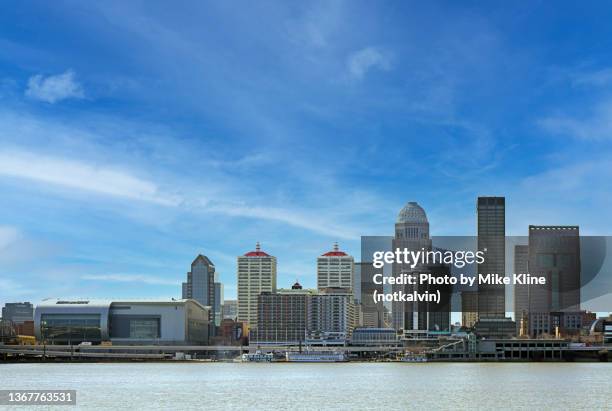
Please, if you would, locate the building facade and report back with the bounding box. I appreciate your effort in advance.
[477,196,506,319]
[526,226,581,337]
[392,202,451,334]
[2,302,34,324]
[461,291,478,328]
[357,262,385,328]
[308,287,358,342]
[214,280,224,327]
[513,244,529,335]
[392,202,432,331]
[34,299,210,345]
[317,243,354,290]
[350,327,398,346]
[237,243,277,330]
[253,283,313,344]
[221,300,237,320]
[182,254,216,330]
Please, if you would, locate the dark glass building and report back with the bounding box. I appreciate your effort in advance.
[477,196,506,319]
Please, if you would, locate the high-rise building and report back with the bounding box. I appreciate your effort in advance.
[513,244,529,335]
[392,202,451,333]
[2,302,34,324]
[221,300,237,320]
[253,284,358,345]
[182,254,216,331]
[308,287,358,341]
[476,196,506,319]
[526,226,581,337]
[214,279,224,327]
[357,262,385,328]
[392,202,432,331]
[237,242,277,330]
[253,282,313,344]
[317,243,354,291]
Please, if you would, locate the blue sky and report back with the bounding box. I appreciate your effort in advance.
[2,1,612,308]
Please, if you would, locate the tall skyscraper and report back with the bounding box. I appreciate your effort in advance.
[317,243,354,291]
[182,254,216,330]
[237,242,277,330]
[527,226,581,337]
[392,202,432,331]
[392,202,451,333]
[477,196,506,319]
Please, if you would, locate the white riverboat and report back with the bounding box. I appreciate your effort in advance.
[285,350,348,362]
[241,350,273,362]
[399,353,428,362]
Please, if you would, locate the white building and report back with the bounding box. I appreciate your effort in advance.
[316,243,354,291]
[308,288,358,342]
[237,242,277,330]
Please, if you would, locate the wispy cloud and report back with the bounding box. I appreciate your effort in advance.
[81,273,179,286]
[0,149,179,206]
[538,99,612,140]
[205,202,359,240]
[25,70,84,103]
[347,47,392,80]
[571,67,612,87]
[285,1,345,49]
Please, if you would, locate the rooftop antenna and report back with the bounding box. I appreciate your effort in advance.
[256,242,261,251]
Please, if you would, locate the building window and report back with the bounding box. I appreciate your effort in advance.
[129,319,160,339]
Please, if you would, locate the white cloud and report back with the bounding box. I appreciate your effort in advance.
[81,273,178,286]
[347,47,392,80]
[206,202,359,240]
[0,149,179,206]
[25,70,84,103]
[538,99,612,140]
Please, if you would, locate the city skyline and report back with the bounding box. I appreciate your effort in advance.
[3,2,612,309]
[1,196,608,310]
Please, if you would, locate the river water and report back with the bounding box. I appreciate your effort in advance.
[1,362,610,410]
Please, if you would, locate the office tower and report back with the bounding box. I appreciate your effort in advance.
[357,262,385,328]
[477,196,506,319]
[2,302,34,324]
[221,300,237,320]
[254,283,312,344]
[308,287,358,341]
[461,291,478,328]
[527,226,581,337]
[237,242,277,330]
[392,202,432,330]
[182,254,216,334]
[214,279,224,327]
[317,243,354,290]
[392,202,451,333]
[513,244,529,335]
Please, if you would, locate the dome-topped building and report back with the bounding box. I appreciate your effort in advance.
[397,201,428,224]
[395,201,430,240]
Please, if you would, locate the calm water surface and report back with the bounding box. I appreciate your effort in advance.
[1,362,611,410]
